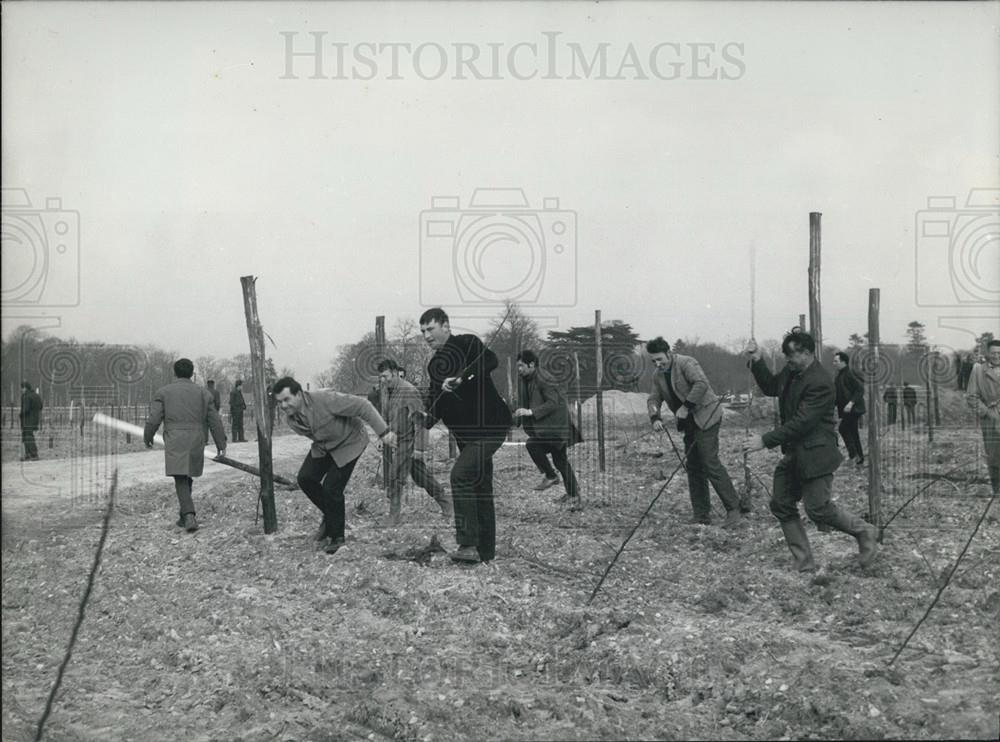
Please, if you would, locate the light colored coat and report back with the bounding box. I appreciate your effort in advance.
[285,390,388,467]
[145,378,226,477]
[647,353,724,430]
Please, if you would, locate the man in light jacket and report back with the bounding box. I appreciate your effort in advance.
[273,376,396,554]
[646,337,745,528]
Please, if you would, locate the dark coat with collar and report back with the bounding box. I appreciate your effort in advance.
[517,372,583,445]
[425,333,512,442]
[834,366,866,416]
[750,358,842,480]
[20,389,43,430]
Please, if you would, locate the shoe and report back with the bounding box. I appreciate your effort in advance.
[183,513,199,532]
[690,516,712,526]
[567,497,583,512]
[450,545,480,563]
[325,537,346,554]
[825,506,879,568]
[534,476,560,491]
[722,510,746,529]
[315,518,328,541]
[176,515,185,528]
[856,457,865,467]
[779,519,817,572]
[553,494,572,505]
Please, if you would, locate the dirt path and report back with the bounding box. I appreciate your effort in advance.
[0,437,311,515]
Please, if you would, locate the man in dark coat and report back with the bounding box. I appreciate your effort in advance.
[206,380,222,412]
[646,336,746,528]
[420,307,512,564]
[229,380,248,442]
[832,351,865,466]
[744,332,878,572]
[902,381,918,425]
[145,358,227,532]
[514,350,583,510]
[19,381,43,461]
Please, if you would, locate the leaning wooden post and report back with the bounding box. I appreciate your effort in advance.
[595,310,606,472]
[808,212,823,360]
[798,314,806,332]
[573,351,583,433]
[375,316,389,490]
[866,288,882,529]
[240,275,277,534]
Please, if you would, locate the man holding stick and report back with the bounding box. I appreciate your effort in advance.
[420,307,512,564]
[144,358,227,533]
[743,333,878,571]
[273,376,396,554]
[646,337,746,529]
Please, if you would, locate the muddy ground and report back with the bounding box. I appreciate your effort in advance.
[2,419,998,741]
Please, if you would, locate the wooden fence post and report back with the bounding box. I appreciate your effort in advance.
[808,212,823,360]
[595,310,606,473]
[866,288,882,528]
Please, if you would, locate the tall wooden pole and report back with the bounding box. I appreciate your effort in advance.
[799,314,806,332]
[375,316,389,490]
[808,212,823,360]
[573,351,583,434]
[506,356,514,442]
[866,288,882,529]
[743,243,755,511]
[240,275,277,534]
[595,310,606,472]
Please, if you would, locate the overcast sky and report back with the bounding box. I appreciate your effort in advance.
[2,1,998,385]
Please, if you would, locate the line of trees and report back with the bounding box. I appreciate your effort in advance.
[1,325,290,407]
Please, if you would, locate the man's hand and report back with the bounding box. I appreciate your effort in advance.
[844,401,854,413]
[676,406,690,420]
[514,408,533,418]
[381,431,398,449]
[442,377,462,393]
[742,435,766,454]
[745,339,761,361]
[651,419,665,433]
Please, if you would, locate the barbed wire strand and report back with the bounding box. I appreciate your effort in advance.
[888,493,995,666]
[34,469,117,742]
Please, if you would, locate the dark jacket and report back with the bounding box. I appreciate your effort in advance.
[20,389,43,430]
[883,386,898,404]
[145,378,227,477]
[207,386,221,411]
[425,333,512,441]
[834,367,866,416]
[750,358,842,480]
[518,372,583,445]
[229,388,247,412]
[902,385,918,407]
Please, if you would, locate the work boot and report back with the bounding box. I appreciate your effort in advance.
[690,515,712,526]
[779,519,817,572]
[176,514,185,528]
[183,513,199,533]
[825,506,879,568]
[450,545,480,563]
[534,476,560,491]
[325,537,346,555]
[723,509,746,530]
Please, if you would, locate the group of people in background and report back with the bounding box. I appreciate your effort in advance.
[79,316,998,570]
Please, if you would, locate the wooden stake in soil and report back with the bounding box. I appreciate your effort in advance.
[573,351,583,434]
[743,243,756,510]
[240,275,278,534]
[866,288,882,529]
[595,310,606,472]
[506,356,514,442]
[375,315,390,489]
[808,212,823,359]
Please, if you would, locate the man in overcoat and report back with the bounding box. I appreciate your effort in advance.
[145,358,227,532]
[514,349,583,510]
[744,332,878,571]
[19,381,43,461]
[646,336,745,528]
